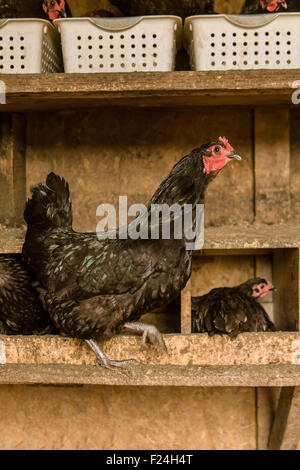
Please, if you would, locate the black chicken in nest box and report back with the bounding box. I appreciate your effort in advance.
[0,1,71,20]
[242,0,300,14]
[192,277,277,338]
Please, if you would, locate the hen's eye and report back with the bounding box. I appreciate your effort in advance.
[214,146,220,153]
[254,288,259,293]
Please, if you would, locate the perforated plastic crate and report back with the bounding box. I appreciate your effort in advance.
[54,16,182,73]
[0,19,63,74]
[184,13,300,71]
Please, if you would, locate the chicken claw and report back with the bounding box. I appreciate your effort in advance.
[124,322,168,352]
[85,339,137,370]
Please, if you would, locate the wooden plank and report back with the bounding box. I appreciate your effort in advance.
[202,224,300,250]
[11,114,26,223]
[0,224,24,253]
[273,249,299,331]
[254,108,291,224]
[0,363,299,387]
[2,224,300,254]
[0,384,256,450]
[256,388,280,450]
[268,387,300,450]
[290,109,300,224]
[0,114,26,225]
[0,70,298,111]
[198,249,273,256]
[1,332,300,367]
[180,280,191,334]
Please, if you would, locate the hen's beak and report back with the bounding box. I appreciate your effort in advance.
[280,1,288,8]
[229,150,242,160]
[269,286,277,292]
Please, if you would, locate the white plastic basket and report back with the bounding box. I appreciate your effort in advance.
[0,19,63,74]
[54,16,182,73]
[184,13,300,71]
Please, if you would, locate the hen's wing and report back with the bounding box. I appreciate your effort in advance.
[192,288,252,337]
[0,256,52,334]
[33,230,170,300]
[192,287,276,337]
[240,298,276,333]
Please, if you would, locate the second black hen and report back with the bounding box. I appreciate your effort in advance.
[192,277,276,338]
[23,138,241,368]
[0,256,53,335]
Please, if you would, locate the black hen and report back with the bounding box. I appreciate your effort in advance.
[0,0,71,20]
[242,0,293,13]
[22,138,241,368]
[109,0,214,17]
[192,277,276,339]
[0,256,53,335]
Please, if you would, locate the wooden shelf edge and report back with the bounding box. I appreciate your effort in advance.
[1,332,300,369]
[0,70,299,110]
[1,224,300,254]
[1,363,300,387]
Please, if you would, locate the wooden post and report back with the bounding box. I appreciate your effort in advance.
[273,248,299,332]
[180,279,192,334]
[0,113,26,225]
[254,108,290,224]
[268,387,300,450]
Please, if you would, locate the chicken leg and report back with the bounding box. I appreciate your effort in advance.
[124,322,167,352]
[85,339,137,370]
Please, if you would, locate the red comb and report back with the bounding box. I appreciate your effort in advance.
[219,136,228,145]
[219,136,233,151]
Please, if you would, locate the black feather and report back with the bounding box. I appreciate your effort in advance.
[0,256,54,335]
[192,278,276,338]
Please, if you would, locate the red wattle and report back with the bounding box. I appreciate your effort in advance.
[48,11,58,20]
[203,156,231,174]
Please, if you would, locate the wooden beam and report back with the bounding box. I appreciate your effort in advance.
[0,70,299,111]
[273,249,299,331]
[256,388,280,450]
[0,113,26,225]
[254,108,291,224]
[0,363,300,387]
[2,224,300,254]
[202,224,300,250]
[1,332,300,367]
[180,279,191,333]
[268,387,300,450]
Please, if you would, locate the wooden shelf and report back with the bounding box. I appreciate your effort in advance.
[1,333,300,386]
[2,331,299,366]
[0,225,25,254]
[201,223,300,251]
[0,70,299,111]
[1,223,300,254]
[1,363,300,387]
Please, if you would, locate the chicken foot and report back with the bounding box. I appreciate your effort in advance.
[85,339,137,370]
[124,322,168,352]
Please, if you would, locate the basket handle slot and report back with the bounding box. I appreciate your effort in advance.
[224,13,281,28]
